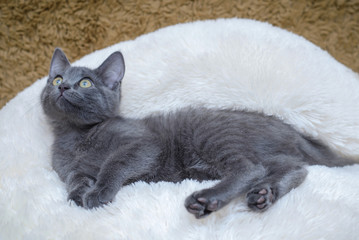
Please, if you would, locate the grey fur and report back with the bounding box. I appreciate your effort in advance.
[41,48,355,219]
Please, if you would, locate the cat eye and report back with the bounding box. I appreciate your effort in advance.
[52,77,63,86]
[79,79,92,88]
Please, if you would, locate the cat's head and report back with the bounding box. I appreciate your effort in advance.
[41,48,125,127]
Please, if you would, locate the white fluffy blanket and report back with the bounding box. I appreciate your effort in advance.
[1,18,358,240]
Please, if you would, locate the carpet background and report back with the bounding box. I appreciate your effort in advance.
[1,0,358,109]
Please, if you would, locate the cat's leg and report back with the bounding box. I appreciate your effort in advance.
[246,160,307,211]
[185,164,266,219]
[66,172,96,207]
[83,142,160,209]
[185,158,308,218]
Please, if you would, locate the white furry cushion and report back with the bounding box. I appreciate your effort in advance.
[0,18,358,239]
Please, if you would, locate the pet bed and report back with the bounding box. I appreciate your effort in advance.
[0,18,358,240]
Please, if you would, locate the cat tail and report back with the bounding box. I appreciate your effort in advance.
[299,134,357,167]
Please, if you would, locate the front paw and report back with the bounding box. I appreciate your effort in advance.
[68,189,85,207]
[83,187,116,209]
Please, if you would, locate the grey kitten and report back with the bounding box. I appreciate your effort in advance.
[41,48,355,219]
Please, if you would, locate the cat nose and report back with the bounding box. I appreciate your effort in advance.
[58,83,70,94]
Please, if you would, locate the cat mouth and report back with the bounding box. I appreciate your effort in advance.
[56,93,78,108]
[56,94,65,102]
[56,93,71,105]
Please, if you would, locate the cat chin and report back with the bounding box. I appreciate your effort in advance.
[55,96,69,109]
[52,102,105,126]
[51,99,78,120]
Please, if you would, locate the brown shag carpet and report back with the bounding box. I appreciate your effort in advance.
[1,0,359,109]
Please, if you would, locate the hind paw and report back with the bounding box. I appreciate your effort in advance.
[246,186,276,211]
[185,191,223,219]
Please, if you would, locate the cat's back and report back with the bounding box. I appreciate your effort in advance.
[144,107,301,145]
[140,107,308,180]
[147,107,294,132]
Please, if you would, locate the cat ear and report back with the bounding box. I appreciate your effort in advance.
[49,48,70,77]
[95,52,125,90]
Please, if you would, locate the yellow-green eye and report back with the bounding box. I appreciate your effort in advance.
[79,79,92,88]
[52,77,62,86]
